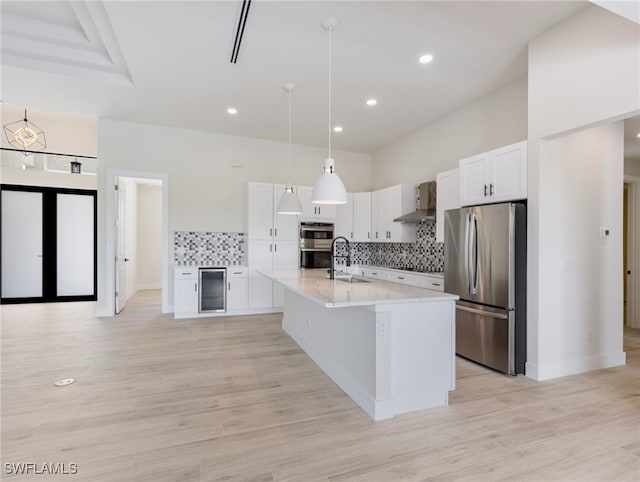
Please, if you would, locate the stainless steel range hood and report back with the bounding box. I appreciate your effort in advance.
[393,181,436,223]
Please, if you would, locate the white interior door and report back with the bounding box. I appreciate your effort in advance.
[115,179,127,313]
[1,190,43,298]
[57,193,94,296]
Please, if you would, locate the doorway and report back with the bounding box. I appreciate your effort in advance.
[114,176,163,314]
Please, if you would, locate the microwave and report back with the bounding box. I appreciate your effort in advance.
[299,222,334,239]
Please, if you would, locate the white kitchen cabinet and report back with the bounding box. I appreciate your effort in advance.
[353,192,372,242]
[436,169,460,243]
[247,239,298,309]
[335,193,354,239]
[419,275,444,292]
[174,268,198,318]
[226,267,248,310]
[335,192,372,242]
[272,240,299,306]
[372,184,416,243]
[297,186,337,220]
[247,240,274,309]
[246,182,298,241]
[360,267,388,281]
[459,140,527,206]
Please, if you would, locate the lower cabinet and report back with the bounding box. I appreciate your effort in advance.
[227,267,249,310]
[247,239,298,309]
[174,266,249,319]
[174,268,198,318]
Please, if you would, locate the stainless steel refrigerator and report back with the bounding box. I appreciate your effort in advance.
[444,202,526,375]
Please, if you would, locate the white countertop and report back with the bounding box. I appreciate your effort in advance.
[260,269,458,308]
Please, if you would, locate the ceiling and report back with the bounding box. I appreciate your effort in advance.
[1,1,589,153]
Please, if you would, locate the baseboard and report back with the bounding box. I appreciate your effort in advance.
[526,351,627,381]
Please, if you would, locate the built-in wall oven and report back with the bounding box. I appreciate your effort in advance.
[199,267,226,312]
[299,222,333,269]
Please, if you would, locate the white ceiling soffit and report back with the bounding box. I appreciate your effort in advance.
[1,1,132,86]
[590,1,640,24]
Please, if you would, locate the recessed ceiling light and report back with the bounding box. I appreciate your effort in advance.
[418,54,434,64]
[366,99,377,106]
[227,107,238,115]
[333,126,343,133]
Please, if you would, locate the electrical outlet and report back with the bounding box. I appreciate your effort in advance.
[377,319,387,336]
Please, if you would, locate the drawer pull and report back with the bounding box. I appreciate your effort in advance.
[431,282,441,287]
[397,276,404,280]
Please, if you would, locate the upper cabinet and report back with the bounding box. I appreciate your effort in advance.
[246,182,299,240]
[352,192,372,242]
[335,193,354,239]
[459,140,527,206]
[296,186,337,220]
[372,184,416,243]
[335,192,372,242]
[436,169,460,243]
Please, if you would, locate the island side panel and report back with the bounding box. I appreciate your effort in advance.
[281,288,379,418]
[390,300,456,415]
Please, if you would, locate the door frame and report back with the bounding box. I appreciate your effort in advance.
[624,174,639,328]
[104,169,169,316]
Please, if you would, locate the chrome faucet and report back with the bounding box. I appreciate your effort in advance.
[330,236,351,280]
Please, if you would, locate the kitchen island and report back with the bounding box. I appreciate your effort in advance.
[260,269,459,420]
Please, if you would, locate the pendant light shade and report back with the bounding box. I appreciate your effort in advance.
[277,183,303,214]
[276,83,303,215]
[311,17,347,205]
[311,158,347,204]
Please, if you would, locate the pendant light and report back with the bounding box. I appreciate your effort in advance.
[3,109,46,155]
[311,17,347,205]
[276,83,303,215]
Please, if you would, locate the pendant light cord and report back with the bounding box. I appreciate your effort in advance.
[328,26,332,161]
[288,88,292,176]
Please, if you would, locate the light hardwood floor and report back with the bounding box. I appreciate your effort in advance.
[1,290,638,481]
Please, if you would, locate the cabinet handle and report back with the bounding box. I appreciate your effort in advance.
[398,276,404,280]
[233,271,242,275]
[270,228,273,237]
[274,228,278,237]
[368,232,370,239]
[432,282,441,287]
[489,183,494,195]
[270,244,272,252]
[350,231,353,239]
[194,282,197,292]
[484,184,488,196]
[375,232,378,239]
[228,282,231,290]
[275,244,278,252]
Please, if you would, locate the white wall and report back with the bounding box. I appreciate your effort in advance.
[136,184,162,290]
[533,123,624,378]
[370,79,528,189]
[97,119,372,315]
[527,5,639,380]
[0,167,96,189]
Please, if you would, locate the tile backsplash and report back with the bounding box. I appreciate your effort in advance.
[334,221,444,272]
[174,231,245,266]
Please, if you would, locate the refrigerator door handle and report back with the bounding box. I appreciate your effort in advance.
[456,304,508,319]
[469,213,478,295]
[465,213,471,294]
